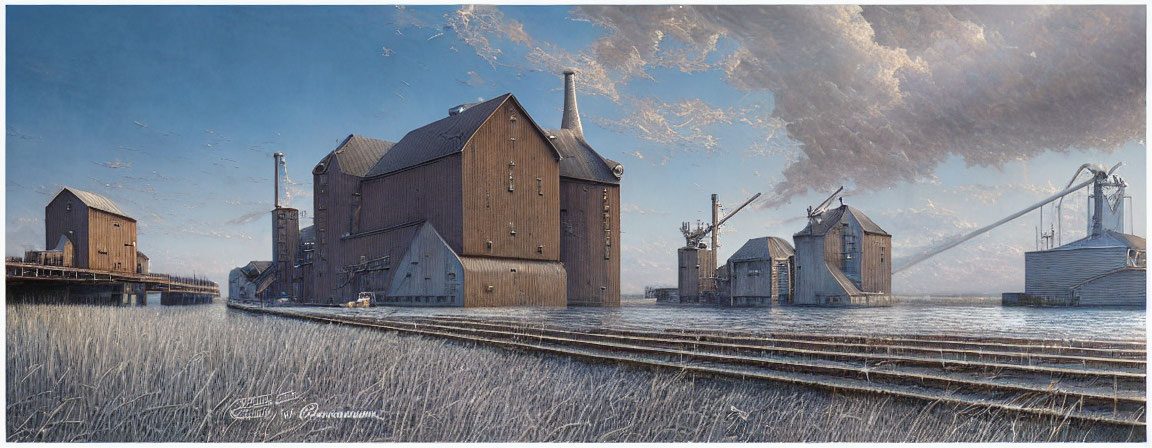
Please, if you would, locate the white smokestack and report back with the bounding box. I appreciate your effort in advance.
[561,69,583,138]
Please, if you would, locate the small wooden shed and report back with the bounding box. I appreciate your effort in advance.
[724,237,795,306]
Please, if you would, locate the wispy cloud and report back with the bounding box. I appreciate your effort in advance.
[95,160,133,169]
[451,5,1144,209]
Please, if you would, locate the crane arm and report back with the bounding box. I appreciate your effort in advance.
[715,193,762,229]
[809,186,844,217]
[893,176,1097,273]
[681,192,762,246]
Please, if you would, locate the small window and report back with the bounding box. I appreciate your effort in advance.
[113,222,120,227]
[66,202,73,212]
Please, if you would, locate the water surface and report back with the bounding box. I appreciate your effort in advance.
[274,296,1146,342]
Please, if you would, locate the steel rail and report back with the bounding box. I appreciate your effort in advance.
[228,304,1146,427]
[423,315,1146,357]
[398,316,1146,371]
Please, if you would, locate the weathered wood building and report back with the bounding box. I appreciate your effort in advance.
[549,69,623,306]
[136,250,149,274]
[353,92,566,307]
[677,246,714,303]
[270,207,299,301]
[793,204,892,306]
[228,260,273,301]
[311,135,396,304]
[266,71,620,307]
[45,187,137,273]
[723,236,794,306]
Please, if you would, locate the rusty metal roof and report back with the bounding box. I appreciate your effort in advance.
[321,134,396,177]
[546,128,620,184]
[365,93,560,178]
[60,187,133,220]
[795,205,889,237]
[728,237,795,263]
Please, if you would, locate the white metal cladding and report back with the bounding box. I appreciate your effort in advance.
[1024,246,1130,300]
[1073,268,1145,306]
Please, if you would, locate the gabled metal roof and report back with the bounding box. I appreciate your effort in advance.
[795,205,889,237]
[59,187,134,220]
[546,128,621,185]
[728,237,795,263]
[318,135,396,177]
[365,93,560,178]
[1048,229,1145,252]
[243,260,273,277]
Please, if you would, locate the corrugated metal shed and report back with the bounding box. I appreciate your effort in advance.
[322,135,396,177]
[546,128,620,184]
[1073,267,1146,306]
[365,94,560,178]
[795,205,888,237]
[728,237,794,262]
[61,187,134,220]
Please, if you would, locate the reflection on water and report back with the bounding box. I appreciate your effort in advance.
[302,296,1145,342]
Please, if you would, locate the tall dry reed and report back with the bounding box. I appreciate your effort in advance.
[6,303,1143,442]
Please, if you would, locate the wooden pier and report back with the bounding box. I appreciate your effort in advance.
[6,261,219,305]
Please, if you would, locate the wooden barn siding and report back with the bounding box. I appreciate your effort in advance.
[1025,247,1130,300]
[329,227,418,303]
[793,234,850,304]
[271,209,299,298]
[294,262,314,302]
[815,214,891,296]
[730,259,774,299]
[45,190,89,268]
[823,223,845,275]
[559,179,620,306]
[360,155,464,252]
[459,257,566,307]
[1073,268,1145,306]
[311,156,365,304]
[87,209,137,273]
[461,101,561,262]
[677,248,700,300]
[861,233,891,294]
[385,224,465,306]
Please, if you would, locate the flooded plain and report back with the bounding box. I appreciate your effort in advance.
[273,296,1146,342]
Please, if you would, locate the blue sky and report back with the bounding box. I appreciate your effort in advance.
[6,5,1146,295]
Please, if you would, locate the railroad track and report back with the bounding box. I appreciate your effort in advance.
[228,304,1147,427]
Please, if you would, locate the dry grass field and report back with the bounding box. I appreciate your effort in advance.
[6,303,1143,442]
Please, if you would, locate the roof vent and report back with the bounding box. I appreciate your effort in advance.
[448,103,478,116]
